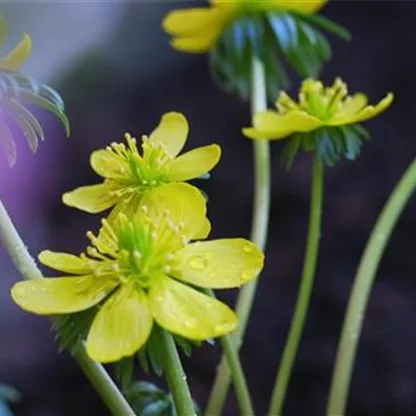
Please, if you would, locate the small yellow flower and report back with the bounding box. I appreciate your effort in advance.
[63,112,220,219]
[243,78,394,140]
[11,184,264,363]
[163,0,328,53]
[0,15,31,71]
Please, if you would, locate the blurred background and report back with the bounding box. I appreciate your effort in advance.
[0,1,415,415]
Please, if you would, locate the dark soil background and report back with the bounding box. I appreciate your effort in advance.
[0,2,415,415]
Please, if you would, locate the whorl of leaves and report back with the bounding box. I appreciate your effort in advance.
[0,70,70,166]
[281,124,369,168]
[210,11,350,101]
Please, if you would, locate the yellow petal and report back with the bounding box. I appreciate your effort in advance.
[39,250,95,274]
[194,217,211,240]
[0,33,31,71]
[140,183,206,242]
[162,7,225,37]
[270,0,328,14]
[86,284,153,363]
[243,110,322,140]
[62,183,118,214]
[90,149,128,180]
[171,33,221,53]
[149,277,237,340]
[168,144,221,181]
[330,93,368,124]
[334,92,394,125]
[11,275,117,315]
[148,112,188,158]
[172,239,264,289]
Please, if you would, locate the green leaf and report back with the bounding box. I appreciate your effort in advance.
[20,91,70,137]
[0,119,16,166]
[295,12,351,41]
[1,98,45,152]
[124,382,173,416]
[0,384,20,404]
[52,307,96,354]
[114,356,134,391]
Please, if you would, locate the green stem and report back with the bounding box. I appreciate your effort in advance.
[205,56,270,415]
[157,327,196,416]
[0,199,135,416]
[327,159,416,416]
[268,156,324,416]
[207,289,254,415]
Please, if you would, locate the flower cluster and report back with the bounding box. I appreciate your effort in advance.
[11,112,264,363]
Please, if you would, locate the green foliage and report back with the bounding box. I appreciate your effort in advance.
[124,382,201,416]
[210,11,350,101]
[114,329,201,390]
[0,70,70,166]
[0,383,20,416]
[52,308,97,354]
[281,124,370,168]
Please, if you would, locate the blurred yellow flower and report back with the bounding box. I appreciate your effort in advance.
[243,78,394,140]
[11,184,264,363]
[163,0,327,53]
[63,112,220,217]
[0,15,31,70]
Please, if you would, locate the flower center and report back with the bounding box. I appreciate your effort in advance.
[298,78,349,121]
[107,134,171,199]
[86,209,186,290]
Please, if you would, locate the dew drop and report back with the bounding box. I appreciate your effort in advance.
[204,251,213,260]
[189,255,208,270]
[184,318,198,328]
[241,269,254,281]
[243,243,254,253]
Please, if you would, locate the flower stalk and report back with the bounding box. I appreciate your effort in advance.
[157,326,196,416]
[268,155,324,416]
[205,56,270,415]
[0,198,135,416]
[327,158,416,416]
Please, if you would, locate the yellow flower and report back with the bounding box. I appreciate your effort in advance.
[0,15,31,70]
[63,112,220,219]
[163,0,328,53]
[243,78,394,140]
[11,184,264,363]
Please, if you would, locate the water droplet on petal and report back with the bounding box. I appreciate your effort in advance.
[184,317,198,328]
[189,255,208,270]
[243,243,254,253]
[241,269,255,281]
[204,251,213,260]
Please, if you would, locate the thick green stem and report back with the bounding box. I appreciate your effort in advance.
[205,56,270,415]
[157,327,196,416]
[327,159,416,416]
[268,156,324,416]
[0,199,135,416]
